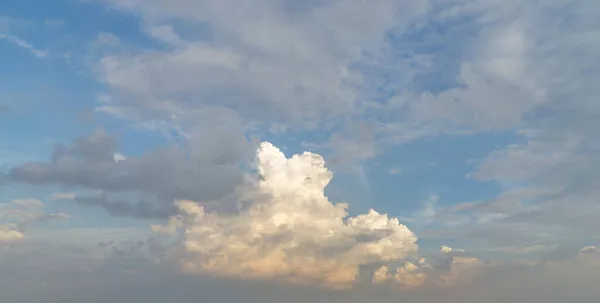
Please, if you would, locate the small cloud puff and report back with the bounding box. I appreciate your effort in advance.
[580,245,599,254]
[113,153,126,164]
[441,245,466,254]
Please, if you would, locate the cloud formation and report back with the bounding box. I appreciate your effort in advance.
[93,0,429,130]
[2,0,600,301]
[154,142,418,289]
[9,127,251,217]
[0,33,47,58]
[0,198,68,243]
[3,229,600,303]
[371,244,485,291]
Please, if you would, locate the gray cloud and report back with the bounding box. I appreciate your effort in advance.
[86,0,599,172]
[2,235,600,302]
[74,194,176,218]
[8,127,252,218]
[1,199,68,243]
[386,0,600,253]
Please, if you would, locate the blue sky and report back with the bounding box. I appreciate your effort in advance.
[2,0,600,302]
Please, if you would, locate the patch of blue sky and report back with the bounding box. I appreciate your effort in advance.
[354,9,481,109]
[0,0,151,48]
[0,52,96,165]
[367,132,518,216]
[97,114,180,158]
[1,0,177,158]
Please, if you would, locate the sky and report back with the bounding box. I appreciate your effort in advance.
[1,0,600,302]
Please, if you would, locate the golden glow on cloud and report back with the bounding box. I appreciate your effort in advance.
[154,142,419,289]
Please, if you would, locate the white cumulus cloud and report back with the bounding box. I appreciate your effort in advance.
[372,261,427,290]
[154,142,418,289]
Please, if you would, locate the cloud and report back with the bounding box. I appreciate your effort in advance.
[440,246,466,254]
[74,193,176,218]
[0,33,47,58]
[8,127,251,218]
[84,0,600,183]
[444,0,600,248]
[93,32,120,47]
[4,0,600,299]
[371,246,486,291]
[372,261,427,290]
[89,0,431,135]
[580,246,599,254]
[154,142,418,289]
[0,229,24,242]
[0,198,68,243]
[401,194,440,227]
[112,152,126,164]
[50,192,76,201]
[2,227,600,302]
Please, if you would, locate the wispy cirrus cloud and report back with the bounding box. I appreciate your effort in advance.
[0,33,47,58]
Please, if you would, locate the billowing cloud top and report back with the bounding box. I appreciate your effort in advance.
[154,142,418,289]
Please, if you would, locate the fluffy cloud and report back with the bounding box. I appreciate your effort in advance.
[371,245,484,291]
[0,198,68,243]
[372,261,427,290]
[154,142,418,289]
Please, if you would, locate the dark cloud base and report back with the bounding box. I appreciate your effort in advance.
[6,128,252,218]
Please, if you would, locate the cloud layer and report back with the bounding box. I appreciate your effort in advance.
[93,0,428,130]
[9,128,251,217]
